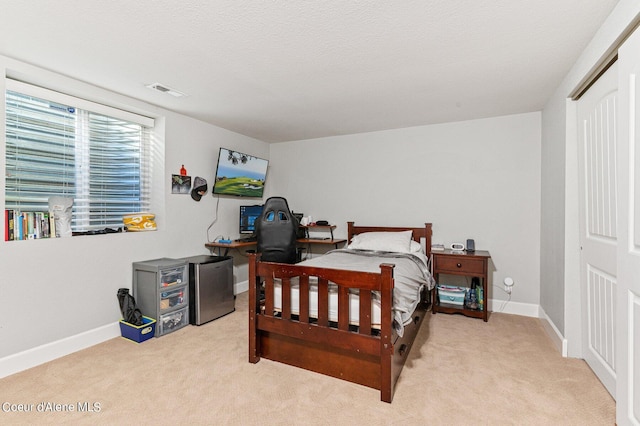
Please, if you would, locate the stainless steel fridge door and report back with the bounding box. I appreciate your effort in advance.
[194,258,234,324]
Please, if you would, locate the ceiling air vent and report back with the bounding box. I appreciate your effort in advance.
[145,83,187,98]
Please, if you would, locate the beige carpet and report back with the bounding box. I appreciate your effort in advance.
[0,292,614,425]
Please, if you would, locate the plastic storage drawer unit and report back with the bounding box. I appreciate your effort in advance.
[133,258,189,337]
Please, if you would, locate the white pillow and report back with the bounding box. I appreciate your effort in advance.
[410,240,423,253]
[348,230,413,253]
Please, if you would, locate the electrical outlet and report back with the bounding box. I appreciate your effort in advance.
[503,277,514,294]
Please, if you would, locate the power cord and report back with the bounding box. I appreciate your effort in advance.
[206,195,221,243]
[493,284,512,312]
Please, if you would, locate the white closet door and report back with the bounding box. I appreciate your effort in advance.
[577,61,618,398]
[616,26,640,425]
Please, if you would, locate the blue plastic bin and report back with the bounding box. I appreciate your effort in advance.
[119,316,156,343]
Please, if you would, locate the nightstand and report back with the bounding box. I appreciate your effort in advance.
[432,249,491,321]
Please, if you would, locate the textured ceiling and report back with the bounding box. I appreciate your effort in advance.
[0,1,619,142]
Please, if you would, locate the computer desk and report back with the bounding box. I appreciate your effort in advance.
[205,238,347,257]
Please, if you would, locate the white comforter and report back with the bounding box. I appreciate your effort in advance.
[273,249,435,336]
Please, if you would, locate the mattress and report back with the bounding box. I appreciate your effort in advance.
[273,280,383,327]
[272,249,435,336]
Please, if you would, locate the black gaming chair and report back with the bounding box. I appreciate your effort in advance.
[255,197,299,264]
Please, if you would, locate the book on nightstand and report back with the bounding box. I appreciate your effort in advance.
[431,243,445,251]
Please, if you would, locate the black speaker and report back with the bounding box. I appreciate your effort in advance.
[466,239,475,252]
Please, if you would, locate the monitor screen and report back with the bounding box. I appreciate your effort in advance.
[213,148,269,197]
[239,204,263,234]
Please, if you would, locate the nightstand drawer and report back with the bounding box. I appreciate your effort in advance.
[435,256,485,275]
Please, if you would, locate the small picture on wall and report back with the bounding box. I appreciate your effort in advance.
[172,174,191,194]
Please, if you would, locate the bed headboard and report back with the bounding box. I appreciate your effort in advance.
[346,222,433,258]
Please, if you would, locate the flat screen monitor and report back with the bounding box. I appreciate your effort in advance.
[239,204,263,234]
[213,148,269,197]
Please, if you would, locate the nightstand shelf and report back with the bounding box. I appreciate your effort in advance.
[432,249,491,322]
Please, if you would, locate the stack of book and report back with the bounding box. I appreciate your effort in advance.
[431,243,445,251]
[4,210,56,241]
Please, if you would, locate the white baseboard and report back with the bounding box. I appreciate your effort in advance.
[488,298,540,318]
[235,279,248,295]
[538,306,568,357]
[0,322,120,379]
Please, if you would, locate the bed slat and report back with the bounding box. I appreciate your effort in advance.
[317,278,329,326]
[359,290,372,334]
[299,275,310,323]
[337,286,349,330]
[264,276,274,317]
[282,277,291,320]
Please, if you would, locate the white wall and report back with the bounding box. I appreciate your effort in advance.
[268,112,541,310]
[0,56,268,369]
[539,90,568,337]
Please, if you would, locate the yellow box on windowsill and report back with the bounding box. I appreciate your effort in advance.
[123,212,157,232]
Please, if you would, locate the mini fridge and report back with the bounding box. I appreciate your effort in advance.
[180,255,234,325]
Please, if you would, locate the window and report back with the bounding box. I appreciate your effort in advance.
[5,80,155,235]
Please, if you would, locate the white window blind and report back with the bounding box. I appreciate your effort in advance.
[5,81,154,233]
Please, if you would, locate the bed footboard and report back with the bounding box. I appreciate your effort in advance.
[248,252,427,402]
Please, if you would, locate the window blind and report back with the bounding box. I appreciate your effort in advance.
[5,83,153,233]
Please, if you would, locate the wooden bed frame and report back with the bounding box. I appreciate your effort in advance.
[248,222,433,402]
